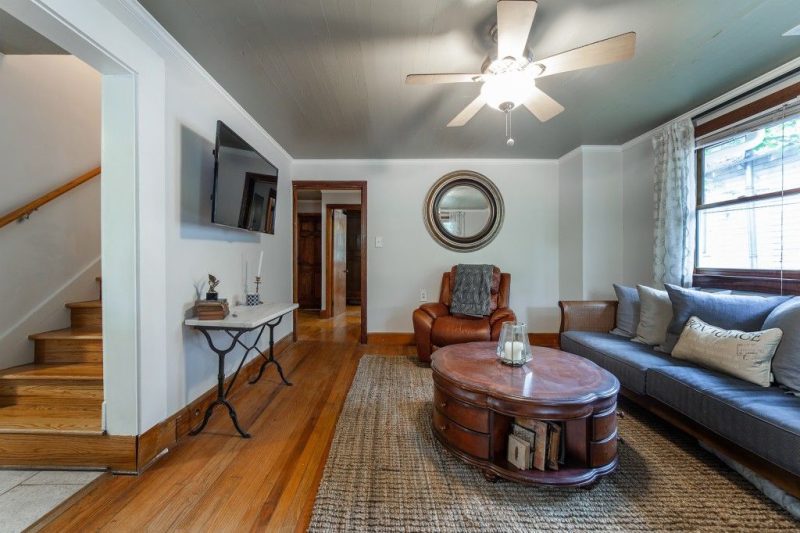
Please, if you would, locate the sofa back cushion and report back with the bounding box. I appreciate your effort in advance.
[611,284,640,337]
[672,316,782,387]
[661,284,790,352]
[763,296,800,394]
[632,285,673,346]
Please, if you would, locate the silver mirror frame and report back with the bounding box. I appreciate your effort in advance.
[423,170,505,252]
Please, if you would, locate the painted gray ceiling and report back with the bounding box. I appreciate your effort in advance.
[0,9,66,54]
[139,0,800,159]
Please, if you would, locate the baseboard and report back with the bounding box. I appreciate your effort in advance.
[366,332,559,349]
[135,334,294,473]
[367,333,415,345]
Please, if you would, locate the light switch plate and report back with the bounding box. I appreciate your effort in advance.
[375,236,383,248]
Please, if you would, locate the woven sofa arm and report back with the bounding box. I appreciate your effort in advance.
[559,301,617,333]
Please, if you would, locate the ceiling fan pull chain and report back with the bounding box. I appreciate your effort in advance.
[502,103,515,147]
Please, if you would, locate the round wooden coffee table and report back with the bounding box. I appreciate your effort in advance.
[430,342,620,487]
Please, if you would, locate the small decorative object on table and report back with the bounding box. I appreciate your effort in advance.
[246,252,264,306]
[246,276,262,306]
[206,274,220,301]
[194,299,229,320]
[497,322,532,366]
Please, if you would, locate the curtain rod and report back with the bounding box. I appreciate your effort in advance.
[692,65,800,122]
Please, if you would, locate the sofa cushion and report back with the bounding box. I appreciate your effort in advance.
[611,284,640,337]
[661,284,790,353]
[763,296,800,394]
[647,365,800,477]
[672,316,783,387]
[632,285,673,346]
[560,331,680,395]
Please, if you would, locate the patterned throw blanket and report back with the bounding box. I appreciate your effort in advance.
[450,264,494,317]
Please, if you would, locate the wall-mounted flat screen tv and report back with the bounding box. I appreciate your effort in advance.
[211,120,278,234]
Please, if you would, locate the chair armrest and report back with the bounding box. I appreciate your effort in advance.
[418,302,450,320]
[489,307,516,326]
[559,301,617,333]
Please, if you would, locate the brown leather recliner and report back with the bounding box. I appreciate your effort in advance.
[412,267,516,363]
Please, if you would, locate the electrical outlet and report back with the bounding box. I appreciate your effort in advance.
[420,289,428,302]
[375,236,383,248]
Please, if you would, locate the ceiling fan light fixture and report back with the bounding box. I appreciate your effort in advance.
[480,72,532,110]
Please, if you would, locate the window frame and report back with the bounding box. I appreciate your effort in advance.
[693,82,800,294]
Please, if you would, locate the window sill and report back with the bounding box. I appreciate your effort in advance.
[693,269,800,295]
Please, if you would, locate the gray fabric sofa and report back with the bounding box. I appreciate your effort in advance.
[559,300,800,496]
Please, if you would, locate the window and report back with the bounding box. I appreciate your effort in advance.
[694,99,800,293]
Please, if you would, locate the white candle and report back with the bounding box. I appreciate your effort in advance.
[504,341,524,362]
[257,251,263,277]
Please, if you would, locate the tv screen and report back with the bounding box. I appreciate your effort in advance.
[211,120,278,234]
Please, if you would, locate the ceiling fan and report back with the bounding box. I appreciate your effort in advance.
[406,0,636,146]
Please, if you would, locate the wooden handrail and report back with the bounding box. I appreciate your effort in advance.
[0,167,101,229]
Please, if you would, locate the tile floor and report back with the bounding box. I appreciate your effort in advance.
[0,469,103,532]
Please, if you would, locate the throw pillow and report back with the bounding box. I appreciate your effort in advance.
[611,284,640,337]
[672,316,783,387]
[632,285,672,346]
[763,296,800,394]
[661,284,790,353]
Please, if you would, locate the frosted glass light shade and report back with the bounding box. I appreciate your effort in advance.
[480,72,532,110]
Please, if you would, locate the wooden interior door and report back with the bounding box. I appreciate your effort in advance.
[331,209,347,317]
[297,214,322,309]
[346,210,362,305]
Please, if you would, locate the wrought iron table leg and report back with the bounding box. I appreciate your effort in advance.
[249,316,292,386]
[190,329,252,438]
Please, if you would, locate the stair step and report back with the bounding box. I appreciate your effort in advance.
[65,300,102,309]
[30,328,102,364]
[0,363,103,381]
[66,299,102,328]
[0,403,102,433]
[0,432,135,471]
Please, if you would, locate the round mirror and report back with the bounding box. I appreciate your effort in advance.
[423,171,504,252]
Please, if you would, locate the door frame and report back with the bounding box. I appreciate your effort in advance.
[292,181,368,344]
[324,204,361,319]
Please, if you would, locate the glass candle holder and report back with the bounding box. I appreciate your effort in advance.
[497,322,532,366]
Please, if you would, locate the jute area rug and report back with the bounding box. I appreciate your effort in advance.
[308,355,797,532]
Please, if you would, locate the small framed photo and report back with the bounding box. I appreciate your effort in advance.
[507,433,531,470]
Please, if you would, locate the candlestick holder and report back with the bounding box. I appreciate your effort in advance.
[245,276,262,306]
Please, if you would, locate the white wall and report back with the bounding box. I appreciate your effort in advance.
[622,136,657,287]
[0,55,101,370]
[292,160,562,332]
[557,150,583,300]
[582,149,624,299]
[124,15,294,422]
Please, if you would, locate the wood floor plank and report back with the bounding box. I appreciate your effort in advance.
[42,310,406,531]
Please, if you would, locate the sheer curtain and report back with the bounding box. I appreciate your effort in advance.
[653,118,696,287]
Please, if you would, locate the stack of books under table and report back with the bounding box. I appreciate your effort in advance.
[507,417,566,471]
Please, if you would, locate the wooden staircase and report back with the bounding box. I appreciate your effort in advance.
[0,277,136,471]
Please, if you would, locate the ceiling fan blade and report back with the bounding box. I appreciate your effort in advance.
[447,95,486,127]
[534,32,636,78]
[522,86,564,122]
[497,0,538,59]
[406,73,484,85]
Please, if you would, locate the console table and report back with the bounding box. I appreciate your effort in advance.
[184,302,299,438]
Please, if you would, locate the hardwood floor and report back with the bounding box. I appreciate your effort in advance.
[41,308,415,532]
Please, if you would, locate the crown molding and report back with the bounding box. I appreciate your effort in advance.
[292,158,559,166]
[114,0,293,162]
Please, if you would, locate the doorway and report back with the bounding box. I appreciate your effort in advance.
[293,182,367,344]
[325,204,362,318]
